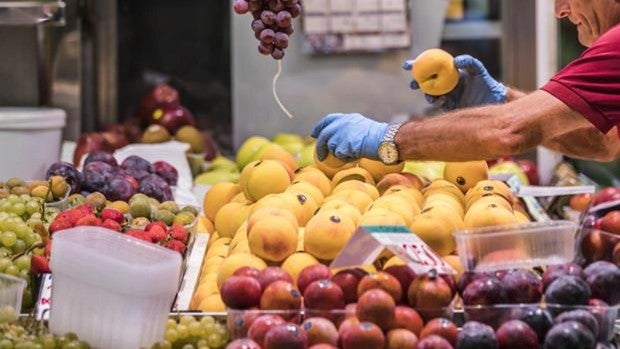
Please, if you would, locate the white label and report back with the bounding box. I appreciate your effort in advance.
[304,0,329,13]
[35,274,52,320]
[305,15,330,34]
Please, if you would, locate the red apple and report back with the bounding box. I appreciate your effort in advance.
[337,316,360,339]
[416,335,453,349]
[357,272,402,304]
[101,125,129,150]
[201,131,219,161]
[419,318,458,347]
[385,328,418,349]
[257,267,294,290]
[73,132,113,166]
[383,265,417,304]
[122,118,143,143]
[600,210,620,235]
[226,338,261,349]
[303,279,345,311]
[264,324,308,349]
[220,276,262,309]
[138,83,180,126]
[151,104,195,135]
[297,264,333,295]
[356,289,395,331]
[260,281,302,312]
[309,344,338,349]
[234,266,261,279]
[516,159,539,186]
[340,322,385,349]
[301,317,339,347]
[592,187,620,206]
[331,269,364,304]
[407,272,454,321]
[226,307,260,339]
[248,314,286,348]
[391,306,424,336]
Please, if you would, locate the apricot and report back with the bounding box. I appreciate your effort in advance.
[333,180,380,200]
[214,201,252,238]
[443,160,489,194]
[411,48,459,96]
[240,160,292,202]
[463,203,519,228]
[331,167,376,187]
[248,215,298,262]
[294,167,333,197]
[313,150,357,179]
[358,158,405,183]
[304,209,357,261]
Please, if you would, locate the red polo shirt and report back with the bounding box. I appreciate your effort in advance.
[542,23,620,134]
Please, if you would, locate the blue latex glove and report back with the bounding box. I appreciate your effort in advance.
[310,113,388,161]
[403,54,507,111]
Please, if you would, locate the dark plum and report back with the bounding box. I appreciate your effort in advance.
[544,321,596,349]
[82,161,114,192]
[516,307,553,343]
[542,263,585,291]
[139,174,173,202]
[495,320,539,349]
[152,161,178,186]
[462,276,507,305]
[456,271,488,296]
[456,321,498,349]
[84,151,117,167]
[584,261,620,305]
[554,309,600,339]
[595,342,616,349]
[120,155,152,172]
[544,275,591,305]
[46,161,82,194]
[503,269,543,304]
[104,175,138,202]
[416,335,454,349]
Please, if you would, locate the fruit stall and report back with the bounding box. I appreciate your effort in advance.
[0,1,619,349]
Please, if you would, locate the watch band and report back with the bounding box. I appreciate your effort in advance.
[382,123,404,144]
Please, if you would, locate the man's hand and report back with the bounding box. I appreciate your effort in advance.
[311,113,389,161]
[404,54,506,111]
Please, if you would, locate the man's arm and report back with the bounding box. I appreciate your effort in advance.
[505,87,527,102]
[395,90,593,161]
[542,126,620,162]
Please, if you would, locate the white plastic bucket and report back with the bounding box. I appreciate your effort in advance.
[0,107,66,180]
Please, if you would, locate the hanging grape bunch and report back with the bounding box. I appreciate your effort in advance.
[233,0,302,60]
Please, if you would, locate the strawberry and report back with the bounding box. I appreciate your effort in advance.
[75,214,101,227]
[31,254,51,274]
[125,229,153,243]
[101,219,122,232]
[100,208,125,224]
[147,225,168,243]
[165,239,186,254]
[56,210,81,225]
[169,224,188,244]
[145,221,167,232]
[75,204,94,216]
[49,217,73,234]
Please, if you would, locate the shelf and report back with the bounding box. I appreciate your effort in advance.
[0,1,65,26]
[442,20,501,41]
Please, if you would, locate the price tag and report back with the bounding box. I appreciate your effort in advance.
[330,226,456,275]
[35,273,52,320]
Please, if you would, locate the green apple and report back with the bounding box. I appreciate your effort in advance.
[194,170,240,185]
[403,160,446,181]
[489,161,529,185]
[272,132,303,145]
[297,144,315,168]
[209,155,239,173]
[236,136,270,169]
[280,142,304,155]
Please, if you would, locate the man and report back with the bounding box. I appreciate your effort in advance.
[311,0,620,165]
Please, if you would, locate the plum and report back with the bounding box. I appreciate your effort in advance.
[104,175,137,202]
[544,275,591,305]
[462,276,507,305]
[516,307,553,343]
[595,342,617,349]
[495,320,539,349]
[583,261,620,305]
[456,321,498,349]
[554,309,600,339]
[152,160,178,186]
[84,151,117,167]
[542,263,585,291]
[543,321,596,349]
[503,269,543,304]
[416,335,454,349]
[82,161,114,192]
[138,174,173,202]
[46,161,83,194]
[456,271,488,296]
[121,155,152,172]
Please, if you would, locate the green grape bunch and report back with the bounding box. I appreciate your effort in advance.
[151,315,230,349]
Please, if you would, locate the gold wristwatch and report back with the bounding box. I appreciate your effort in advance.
[377,123,403,165]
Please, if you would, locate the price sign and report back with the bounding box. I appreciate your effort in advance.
[330,225,456,275]
[35,273,52,320]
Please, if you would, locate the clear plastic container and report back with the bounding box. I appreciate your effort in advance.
[49,226,182,349]
[0,274,26,322]
[575,228,620,266]
[453,220,577,272]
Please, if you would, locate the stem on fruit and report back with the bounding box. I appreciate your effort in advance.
[272,60,294,119]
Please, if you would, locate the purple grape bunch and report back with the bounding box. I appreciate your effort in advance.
[233,0,301,60]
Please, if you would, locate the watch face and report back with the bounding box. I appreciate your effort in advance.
[378,142,399,164]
